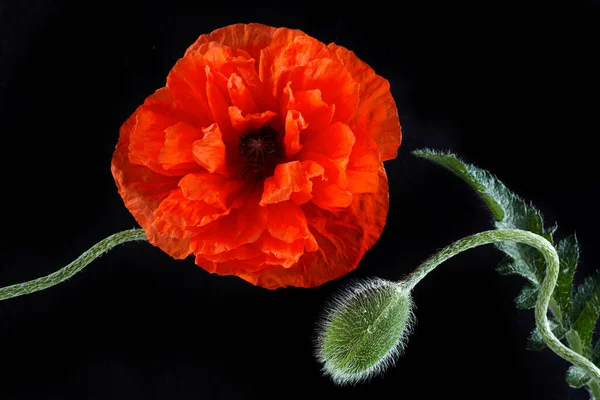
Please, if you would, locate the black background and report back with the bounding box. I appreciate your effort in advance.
[1,1,598,399]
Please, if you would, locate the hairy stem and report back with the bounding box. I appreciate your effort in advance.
[403,229,600,383]
[0,229,147,302]
[588,380,600,400]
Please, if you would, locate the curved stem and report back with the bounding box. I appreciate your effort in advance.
[403,228,600,383]
[589,380,600,399]
[0,229,147,302]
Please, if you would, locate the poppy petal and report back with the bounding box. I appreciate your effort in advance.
[228,73,259,114]
[158,121,204,172]
[279,58,359,124]
[283,109,307,158]
[282,83,335,139]
[153,190,231,238]
[128,89,196,176]
[346,138,381,194]
[185,23,277,63]
[205,66,234,140]
[166,55,213,127]
[265,200,317,248]
[328,44,402,162]
[112,110,190,259]
[192,123,228,175]
[190,188,268,255]
[243,165,389,289]
[259,27,306,94]
[228,106,276,133]
[301,122,355,168]
[178,172,244,210]
[260,161,315,206]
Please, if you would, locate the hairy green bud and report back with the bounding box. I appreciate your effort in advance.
[315,278,414,385]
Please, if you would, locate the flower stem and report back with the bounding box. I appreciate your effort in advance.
[0,229,147,302]
[589,380,600,399]
[403,228,600,383]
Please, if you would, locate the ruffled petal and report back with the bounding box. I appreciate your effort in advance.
[152,190,231,238]
[196,251,281,276]
[283,109,307,158]
[311,179,353,210]
[259,27,306,94]
[128,88,198,176]
[192,123,228,175]
[187,29,276,111]
[166,55,213,127]
[205,66,234,141]
[190,187,268,255]
[260,160,322,206]
[158,121,203,172]
[346,138,380,194]
[185,23,277,63]
[178,172,244,210]
[228,106,276,133]
[301,122,355,168]
[202,45,251,74]
[279,58,359,124]
[228,73,258,114]
[264,200,317,249]
[246,165,389,289]
[196,200,318,275]
[259,236,308,268]
[328,44,401,161]
[111,109,190,259]
[301,152,353,211]
[282,83,335,137]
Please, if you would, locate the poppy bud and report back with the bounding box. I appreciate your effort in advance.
[315,278,414,385]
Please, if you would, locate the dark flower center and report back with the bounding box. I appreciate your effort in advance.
[239,125,283,179]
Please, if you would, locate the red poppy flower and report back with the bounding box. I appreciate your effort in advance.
[111,23,401,289]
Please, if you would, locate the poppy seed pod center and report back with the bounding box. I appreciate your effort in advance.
[239,125,283,180]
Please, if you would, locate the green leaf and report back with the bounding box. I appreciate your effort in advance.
[565,330,584,355]
[566,365,592,388]
[572,272,600,356]
[497,259,538,285]
[413,149,553,287]
[515,284,539,310]
[555,235,579,326]
[412,149,505,221]
[526,319,568,351]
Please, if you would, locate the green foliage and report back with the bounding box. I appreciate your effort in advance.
[515,284,539,310]
[556,236,579,326]
[572,272,600,355]
[316,279,413,386]
[412,150,552,302]
[526,319,567,351]
[567,365,592,388]
[414,149,600,395]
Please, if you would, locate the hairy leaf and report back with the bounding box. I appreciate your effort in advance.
[565,330,584,356]
[515,284,539,310]
[497,259,538,284]
[555,235,579,326]
[527,319,568,351]
[566,365,592,388]
[572,272,600,355]
[413,149,554,287]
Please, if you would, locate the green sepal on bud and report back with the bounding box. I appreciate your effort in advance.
[315,278,414,385]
